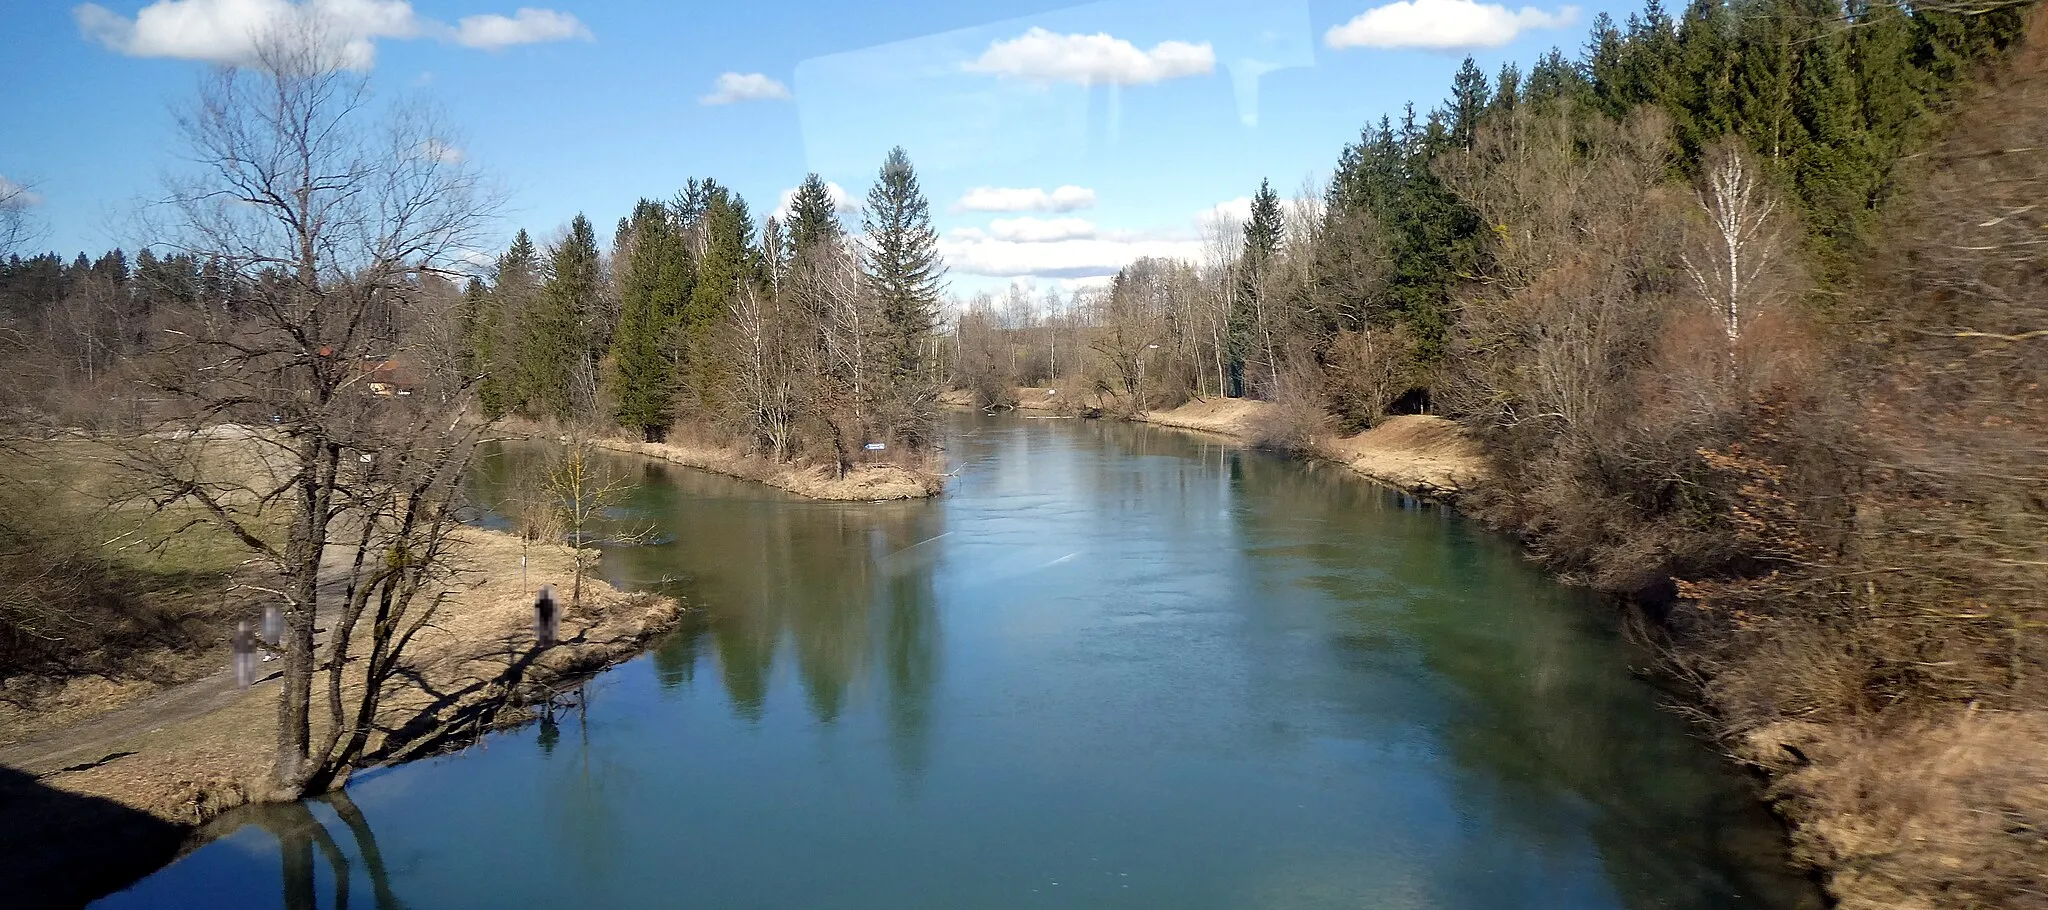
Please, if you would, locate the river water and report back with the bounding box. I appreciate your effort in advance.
[98,413,1820,909]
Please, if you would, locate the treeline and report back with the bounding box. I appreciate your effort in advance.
[958,2,2045,901]
[0,248,470,427]
[462,148,948,473]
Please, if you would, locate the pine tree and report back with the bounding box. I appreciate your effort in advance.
[1526,47,1589,108]
[785,173,844,252]
[522,217,600,421]
[860,147,945,385]
[1491,63,1523,122]
[609,202,692,439]
[479,229,540,417]
[1446,57,1492,151]
[1586,13,1628,114]
[1731,0,1812,165]
[1230,180,1285,398]
[1674,0,1737,164]
[679,183,758,407]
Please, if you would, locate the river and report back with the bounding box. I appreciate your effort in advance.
[97,413,1821,909]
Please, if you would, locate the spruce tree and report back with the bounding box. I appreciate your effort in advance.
[609,202,691,439]
[1731,0,1812,165]
[1231,180,1285,398]
[1526,48,1588,108]
[1446,58,1492,151]
[1585,14,1628,114]
[480,229,540,417]
[679,184,758,405]
[859,147,945,384]
[1490,63,1523,122]
[523,216,600,422]
[786,173,844,252]
[1792,30,1866,266]
[1674,0,1737,164]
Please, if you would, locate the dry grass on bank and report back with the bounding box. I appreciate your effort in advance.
[588,436,941,500]
[6,526,680,825]
[1741,710,2048,910]
[1319,416,1487,498]
[1,429,287,723]
[1134,397,1487,499]
[495,416,943,501]
[1140,396,1271,436]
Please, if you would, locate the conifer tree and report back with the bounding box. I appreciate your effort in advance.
[678,184,758,407]
[609,201,692,440]
[1230,180,1284,398]
[1674,0,1738,163]
[1525,48,1588,107]
[1446,58,1492,151]
[479,229,540,417]
[1731,0,1811,164]
[1586,13,1628,114]
[786,173,844,252]
[859,147,945,384]
[523,216,600,421]
[1490,63,1523,121]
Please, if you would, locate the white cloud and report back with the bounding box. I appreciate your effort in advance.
[988,216,1095,243]
[418,138,463,163]
[965,27,1215,86]
[73,0,590,69]
[1196,196,1252,230]
[1325,0,1577,50]
[953,185,1096,214]
[452,8,591,50]
[0,176,43,207]
[771,180,859,222]
[700,72,792,105]
[941,232,1204,279]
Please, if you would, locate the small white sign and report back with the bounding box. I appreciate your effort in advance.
[864,442,886,451]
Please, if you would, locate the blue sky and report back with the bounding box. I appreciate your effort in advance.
[0,0,1639,293]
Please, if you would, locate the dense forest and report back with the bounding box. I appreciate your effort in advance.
[2,0,2044,902]
[459,152,950,473]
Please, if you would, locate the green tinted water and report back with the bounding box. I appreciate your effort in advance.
[99,414,1819,909]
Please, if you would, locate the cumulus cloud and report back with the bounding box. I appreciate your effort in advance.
[418,138,463,163]
[941,230,1202,279]
[453,8,591,50]
[73,0,591,69]
[701,71,792,105]
[771,180,859,221]
[1325,0,1576,50]
[1195,196,1253,230]
[988,216,1095,243]
[965,27,1214,86]
[0,176,43,207]
[953,185,1096,214]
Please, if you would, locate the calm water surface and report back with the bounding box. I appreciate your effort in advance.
[99,414,1820,909]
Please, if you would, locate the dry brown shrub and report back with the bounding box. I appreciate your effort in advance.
[1742,709,2048,910]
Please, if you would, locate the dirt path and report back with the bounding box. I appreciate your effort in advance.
[2,547,371,775]
[0,526,683,907]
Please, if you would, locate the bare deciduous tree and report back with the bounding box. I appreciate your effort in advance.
[0,176,40,259]
[1683,141,1800,364]
[135,21,497,798]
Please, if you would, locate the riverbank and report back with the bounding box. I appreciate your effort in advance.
[964,388,1487,501]
[495,418,942,501]
[588,437,940,501]
[1107,393,2047,908]
[0,526,683,908]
